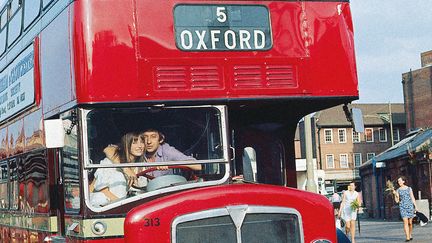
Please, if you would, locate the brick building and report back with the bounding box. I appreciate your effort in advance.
[314,104,406,193]
[402,50,432,130]
[360,129,432,219]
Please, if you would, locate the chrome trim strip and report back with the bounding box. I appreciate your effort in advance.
[83,159,227,169]
[65,217,125,238]
[0,214,58,233]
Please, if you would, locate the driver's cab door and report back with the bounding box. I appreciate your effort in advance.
[233,126,286,185]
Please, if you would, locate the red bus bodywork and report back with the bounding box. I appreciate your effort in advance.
[124,184,335,243]
[70,0,357,105]
[0,0,357,242]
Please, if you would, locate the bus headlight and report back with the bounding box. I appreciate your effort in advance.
[91,220,107,235]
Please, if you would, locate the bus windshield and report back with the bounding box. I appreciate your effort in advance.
[82,106,228,210]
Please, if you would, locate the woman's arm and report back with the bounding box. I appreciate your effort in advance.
[184,164,202,170]
[394,189,400,203]
[89,179,95,192]
[338,192,346,217]
[356,192,362,205]
[409,187,418,211]
[104,145,120,163]
[100,188,119,202]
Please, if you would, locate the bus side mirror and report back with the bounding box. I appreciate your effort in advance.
[351,108,364,133]
[242,147,257,182]
[44,119,65,148]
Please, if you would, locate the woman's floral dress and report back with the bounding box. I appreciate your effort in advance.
[397,187,415,218]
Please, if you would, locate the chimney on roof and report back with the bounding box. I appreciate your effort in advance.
[421,50,432,67]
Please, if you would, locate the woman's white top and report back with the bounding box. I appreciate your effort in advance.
[90,158,127,207]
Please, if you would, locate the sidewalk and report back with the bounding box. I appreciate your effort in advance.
[353,218,431,243]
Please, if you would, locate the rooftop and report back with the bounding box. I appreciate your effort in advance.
[360,128,432,168]
[314,103,405,127]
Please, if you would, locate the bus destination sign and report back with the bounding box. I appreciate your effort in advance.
[174,5,272,51]
[0,45,35,123]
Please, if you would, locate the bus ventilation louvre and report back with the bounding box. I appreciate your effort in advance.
[154,64,297,90]
[155,66,222,90]
[233,64,297,88]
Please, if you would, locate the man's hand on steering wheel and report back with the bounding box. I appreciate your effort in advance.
[155,166,169,170]
[136,165,193,180]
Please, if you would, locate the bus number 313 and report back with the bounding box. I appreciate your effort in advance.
[143,218,161,227]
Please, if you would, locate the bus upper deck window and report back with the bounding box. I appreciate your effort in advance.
[7,0,22,47]
[23,0,41,29]
[10,0,21,16]
[0,9,6,29]
[42,0,54,9]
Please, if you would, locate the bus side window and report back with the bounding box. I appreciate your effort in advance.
[0,161,8,209]
[24,150,49,213]
[15,157,26,211]
[62,111,80,212]
[9,159,19,210]
[7,0,23,47]
[242,147,257,182]
[0,8,7,56]
[23,0,41,30]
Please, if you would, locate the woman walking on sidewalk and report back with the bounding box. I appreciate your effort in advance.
[338,181,361,243]
[393,176,418,242]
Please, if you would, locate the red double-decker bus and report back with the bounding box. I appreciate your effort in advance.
[0,0,358,242]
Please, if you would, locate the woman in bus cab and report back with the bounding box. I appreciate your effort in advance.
[89,132,145,207]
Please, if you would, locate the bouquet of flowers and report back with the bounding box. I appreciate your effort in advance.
[385,180,396,198]
[350,200,360,211]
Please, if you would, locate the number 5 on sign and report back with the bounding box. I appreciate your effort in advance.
[216,7,227,22]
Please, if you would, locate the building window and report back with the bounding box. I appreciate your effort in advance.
[354,153,362,167]
[338,129,346,143]
[379,128,387,142]
[366,153,375,161]
[393,128,400,142]
[324,129,333,143]
[326,154,334,169]
[340,154,349,168]
[365,128,374,142]
[352,131,360,143]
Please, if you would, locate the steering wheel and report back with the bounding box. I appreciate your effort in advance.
[136,165,193,180]
[133,165,196,192]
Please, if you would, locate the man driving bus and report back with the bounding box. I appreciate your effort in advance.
[143,129,201,170]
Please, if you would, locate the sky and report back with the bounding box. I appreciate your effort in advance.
[350,0,432,104]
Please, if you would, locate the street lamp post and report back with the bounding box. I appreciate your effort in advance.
[305,114,317,193]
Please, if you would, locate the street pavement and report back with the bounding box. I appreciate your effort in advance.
[352,218,431,243]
